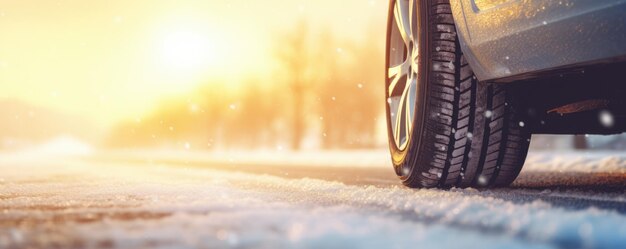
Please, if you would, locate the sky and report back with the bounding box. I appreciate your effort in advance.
[0,0,386,127]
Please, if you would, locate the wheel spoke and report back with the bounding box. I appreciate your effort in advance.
[405,78,417,139]
[409,0,416,40]
[394,80,411,147]
[409,0,418,65]
[387,63,408,95]
[393,94,405,146]
[394,0,412,46]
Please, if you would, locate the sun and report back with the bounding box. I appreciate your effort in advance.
[159,30,216,73]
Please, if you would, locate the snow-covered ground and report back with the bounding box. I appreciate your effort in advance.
[0,150,625,249]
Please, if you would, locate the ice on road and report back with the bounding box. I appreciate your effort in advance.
[1,150,625,249]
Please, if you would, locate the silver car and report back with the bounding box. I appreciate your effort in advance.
[385,0,626,188]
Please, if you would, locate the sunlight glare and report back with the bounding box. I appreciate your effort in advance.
[159,30,215,73]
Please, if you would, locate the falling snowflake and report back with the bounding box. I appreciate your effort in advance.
[599,110,614,128]
[357,83,363,89]
[401,166,410,176]
[519,121,525,127]
[466,132,473,139]
[484,110,493,118]
[477,175,488,186]
[189,104,201,113]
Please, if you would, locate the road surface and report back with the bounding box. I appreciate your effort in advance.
[1,150,625,249]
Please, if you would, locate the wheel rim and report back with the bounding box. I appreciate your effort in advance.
[387,0,418,151]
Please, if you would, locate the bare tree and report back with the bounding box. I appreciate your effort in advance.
[314,27,383,149]
[275,21,310,150]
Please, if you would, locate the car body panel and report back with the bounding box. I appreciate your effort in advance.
[449,0,626,82]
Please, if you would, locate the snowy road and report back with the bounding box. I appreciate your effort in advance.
[1,150,625,249]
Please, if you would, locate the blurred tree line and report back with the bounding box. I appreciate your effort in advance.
[106,22,384,150]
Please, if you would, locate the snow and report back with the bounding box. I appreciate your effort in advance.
[1,136,93,159]
[97,149,393,169]
[523,151,626,173]
[0,150,625,248]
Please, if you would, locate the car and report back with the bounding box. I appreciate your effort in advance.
[385,0,626,188]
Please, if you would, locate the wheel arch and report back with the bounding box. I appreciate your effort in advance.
[446,0,626,82]
[448,0,486,81]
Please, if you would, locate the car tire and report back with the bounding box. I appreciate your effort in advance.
[385,0,531,188]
